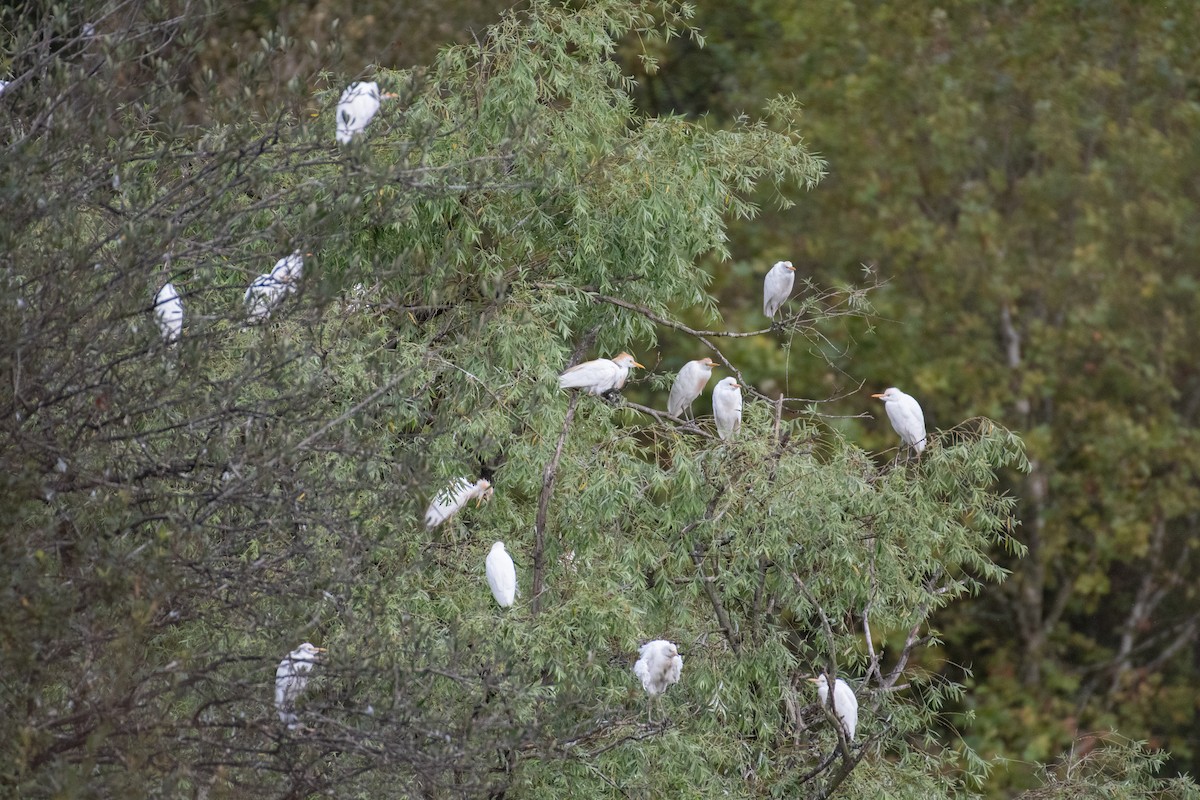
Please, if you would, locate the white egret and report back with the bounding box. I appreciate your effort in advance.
[336,81,397,145]
[485,541,517,608]
[633,640,683,696]
[667,357,717,418]
[244,252,305,324]
[809,674,858,741]
[275,642,326,730]
[712,377,742,441]
[763,260,796,319]
[871,387,926,454]
[424,477,493,529]
[634,639,683,723]
[557,352,643,396]
[153,281,183,345]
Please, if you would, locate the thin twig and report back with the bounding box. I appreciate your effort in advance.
[532,393,578,617]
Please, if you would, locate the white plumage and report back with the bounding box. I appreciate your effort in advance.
[872,387,927,454]
[763,260,796,319]
[275,642,325,730]
[811,674,858,741]
[557,352,643,395]
[633,639,683,697]
[424,477,493,529]
[153,282,183,345]
[244,252,304,323]
[485,541,517,608]
[712,377,742,441]
[667,357,716,418]
[336,81,395,144]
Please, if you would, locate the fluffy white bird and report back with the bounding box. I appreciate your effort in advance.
[153,282,183,345]
[713,377,743,441]
[557,353,643,396]
[485,541,517,608]
[763,260,796,319]
[810,674,858,741]
[667,357,716,418]
[872,387,927,454]
[244,252,304,323]
[633,639,683,697]
[424,477,494,529]
[275,642,326,730]
[336,81,397,144]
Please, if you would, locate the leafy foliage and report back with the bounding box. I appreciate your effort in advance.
[624,0,1200,792]
[1,1,1148,798]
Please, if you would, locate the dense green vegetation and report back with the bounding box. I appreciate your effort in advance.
[625,1,1200,793]
[2,1,1198,798]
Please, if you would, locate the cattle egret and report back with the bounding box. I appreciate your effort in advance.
[633,640,683,696]
[336,81,397,144]
[153,282,183,344]
[871,387,926,454]
[557,353,643,396]
[634,639,682,723]
[424,477,493,529]
[667,357,717,418]
[485,541,517,608]
[275,642,326,730]
[713,377,742,441]
[809,674,858,741]
[763,260,796,319]
[245,252,304,323]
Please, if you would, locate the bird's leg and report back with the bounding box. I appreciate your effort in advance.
[600,389,622,406]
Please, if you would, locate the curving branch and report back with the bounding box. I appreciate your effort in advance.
[528,281,875,418]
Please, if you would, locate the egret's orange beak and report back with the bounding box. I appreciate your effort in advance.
[731,382,740,388]
[382,92,399,99]
[786,264,796,271]
[474,497,484,507]
[315,647,328,653]
[806,677,820,684]
[870,392,885,399]
[633,361,645,369]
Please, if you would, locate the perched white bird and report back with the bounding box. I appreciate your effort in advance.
[667,357,717,418]
[557,353,644,396]
[712,377,742,441]
[336,81,397,144]
[0,80,8,95]
[633,640,683,697]
[872,387,927,454]
[244,252,304,323]
[424,477,494,529]
[153,282,183,345]
[763,260,796,319]
[810,674,858,741]
[275,642,326,730]
[485,541,517,608]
